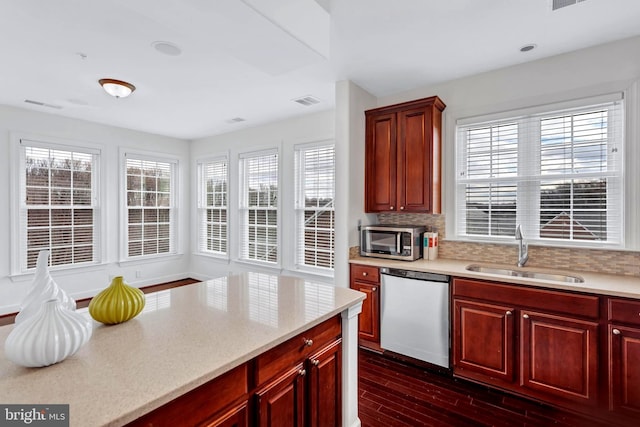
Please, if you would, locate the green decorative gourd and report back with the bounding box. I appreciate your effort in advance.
[89,276,145,324]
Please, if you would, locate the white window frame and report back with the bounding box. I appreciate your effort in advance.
[120,150,178,261]
[453,93,625,249]
[196,155,229,259]
[294,141,336,274]
[238,148,280,266]
[11,136,102,275]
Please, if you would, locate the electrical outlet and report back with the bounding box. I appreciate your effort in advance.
[135,270,142,278]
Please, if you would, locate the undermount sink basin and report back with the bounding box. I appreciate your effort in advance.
[466,264,584,283]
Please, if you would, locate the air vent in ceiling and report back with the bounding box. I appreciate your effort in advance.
[24,99,63,109]
[552,0,587,11]
[226,117,246,124]
[292,95,321,107]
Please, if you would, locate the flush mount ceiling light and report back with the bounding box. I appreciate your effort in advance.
[99,79,136,98]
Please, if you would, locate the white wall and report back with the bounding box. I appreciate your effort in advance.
[188,109,335,281]
[372,35,640,249]
[0,106,190,314]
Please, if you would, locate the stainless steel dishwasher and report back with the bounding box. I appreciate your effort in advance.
[380,267,450,368]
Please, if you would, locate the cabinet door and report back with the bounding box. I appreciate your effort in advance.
[352,280,380,343]
[520,310,598,405]
[397,106,433,212]
[307,340,342,427]
[609,325,640,415]
[202,402,248,427]
[365,112,397,212]
[255,364,306,427]
[453,299,515,385]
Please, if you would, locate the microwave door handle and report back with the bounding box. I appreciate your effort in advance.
[396,233,401,254]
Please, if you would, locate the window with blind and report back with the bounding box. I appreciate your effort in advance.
[239,150,278,263]
[125,156,176,258]
[197,157,228,256]
[456,96,624,246]
[294,144,335,270]
[19,140,99,271]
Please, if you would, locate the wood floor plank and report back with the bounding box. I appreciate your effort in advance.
[358,349,612,427]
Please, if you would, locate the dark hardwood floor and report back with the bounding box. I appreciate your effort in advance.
[358,349,613,427]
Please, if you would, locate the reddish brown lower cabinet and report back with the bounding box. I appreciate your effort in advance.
[349,264,380,350]
[203,402,248,427]
[520,310,598,405]
[308,339,342,427]
[453,299,515,385]
[256,364,306,427]
[608,297,640,423]
[452,277,600,414]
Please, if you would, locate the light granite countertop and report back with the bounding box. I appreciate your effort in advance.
[0,272,365,427]
[350,256,640,299]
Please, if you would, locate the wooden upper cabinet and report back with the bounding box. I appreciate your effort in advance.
[365,96,445,213]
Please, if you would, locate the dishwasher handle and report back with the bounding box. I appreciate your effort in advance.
[380,267,449,283]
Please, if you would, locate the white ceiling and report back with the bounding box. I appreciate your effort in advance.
[2,0,640,140]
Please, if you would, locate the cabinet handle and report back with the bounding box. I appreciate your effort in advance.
[523,314,529,319]
[362,272,368,277]
[506,311,512,316]
[372,287,377,292]
[311,359,320,366]
[390,206,395,210]
[299,369,307,376]
[303,339,313,347]
[612,328,621,335]
[400,206,405,210]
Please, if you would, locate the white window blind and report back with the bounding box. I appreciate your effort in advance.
[125,156,176,258]
[20,141,99,271]
[294,144,335,270]
[239,150,278,263]
[198,157,228,256]
[456,96,624,246]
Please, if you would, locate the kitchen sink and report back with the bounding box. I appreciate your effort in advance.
[465,264,584,283]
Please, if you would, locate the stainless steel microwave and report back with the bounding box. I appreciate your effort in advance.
[360,225,426,261]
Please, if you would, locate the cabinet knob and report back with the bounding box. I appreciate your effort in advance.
[303,339,313,347]
[612,328,621,335]
[400,206,405,210]
[311,359,320,366]
[523,314,529,319]
[390,206,395,210]
[372,287,377,292]
[506,311,512,316]
[299,369,307,376]
[362,272,368,277]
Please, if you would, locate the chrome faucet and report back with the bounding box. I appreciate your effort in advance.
[515,224,529,267]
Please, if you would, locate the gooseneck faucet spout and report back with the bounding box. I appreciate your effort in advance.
[515,224,529,267]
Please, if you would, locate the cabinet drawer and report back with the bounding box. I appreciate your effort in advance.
[609,298,640,326]
[453,278,599,319]
[256,316,341,385]
[350,264,380,284]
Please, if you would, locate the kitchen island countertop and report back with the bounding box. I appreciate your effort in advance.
[0,272,365,426]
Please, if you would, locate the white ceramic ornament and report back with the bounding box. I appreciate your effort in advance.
[4,299,92,368]
[15,250,76,324]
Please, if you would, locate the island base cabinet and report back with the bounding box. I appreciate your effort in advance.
[308,339,342,427]
[255,364,306,427]
[520,311,598,406]
[202,402,248,427]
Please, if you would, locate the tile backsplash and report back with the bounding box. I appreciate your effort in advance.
[357,213,640,277]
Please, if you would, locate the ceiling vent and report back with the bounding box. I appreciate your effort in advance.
[226,117,246,124]
[24,99,62,109]
[552,0,587,11]
[292,95,321,107]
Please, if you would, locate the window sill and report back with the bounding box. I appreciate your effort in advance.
[9,262,109,283]
[118,253,184,267]
[446,235,627,251]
